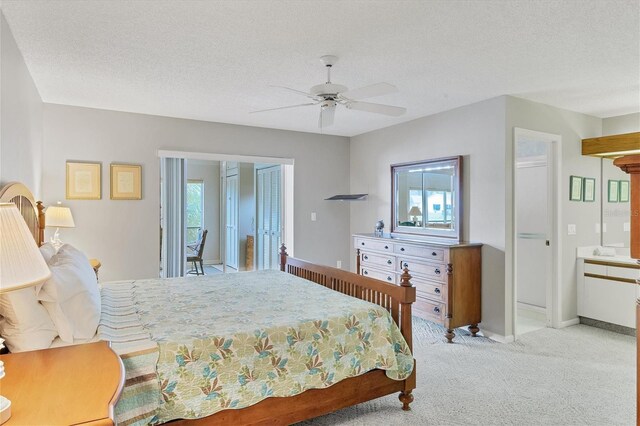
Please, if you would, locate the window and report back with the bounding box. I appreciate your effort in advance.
[186,180,204,243]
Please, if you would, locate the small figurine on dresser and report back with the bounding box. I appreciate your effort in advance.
[374,220,384,236]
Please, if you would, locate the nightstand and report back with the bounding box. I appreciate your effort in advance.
[90,258,101,280]
[0,341,124,425]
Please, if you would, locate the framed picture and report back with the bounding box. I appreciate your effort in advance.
[582,177,596,202]
[66,162,101,200]
[110,164,142,200]
[569,176,582,201]
[608,180,619,203]
[619,180,630,203]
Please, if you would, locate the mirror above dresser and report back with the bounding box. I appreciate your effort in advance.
[391,156,462,241]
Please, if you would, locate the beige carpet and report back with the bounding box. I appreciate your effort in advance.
[301,318,635,425]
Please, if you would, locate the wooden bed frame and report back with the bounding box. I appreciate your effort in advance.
[1,182,417,425]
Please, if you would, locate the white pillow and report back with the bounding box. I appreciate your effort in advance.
[0,287,58,352]
[37,244,100,343]
[39,242,57,263]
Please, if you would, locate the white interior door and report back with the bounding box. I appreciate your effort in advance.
[257,166,281,270]
[514,128,559,334]
[225,174,238,269]
[516,159,549,308]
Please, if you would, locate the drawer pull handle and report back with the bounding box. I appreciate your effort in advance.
[361,242,365,246]
[384,245,389,249]
[403,262,408,268]
[432,251,437,256]
[433,306,440,314]
[434,288,441,294]
[363,270,368,275]
[387,260,393,265]
[363,255,368,260]
[400,247,405,252]
[387,276,393,281]
[435,268,441,275]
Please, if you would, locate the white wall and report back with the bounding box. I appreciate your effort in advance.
[186,160,220,264]
[42,104,350,282]
[0,12,43,197]
[505,96,602,329]
[602,112,640,135]
[350,96,508,336]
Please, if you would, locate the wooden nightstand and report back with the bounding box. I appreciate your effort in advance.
[90,258,102,280]
[0,341,124,425]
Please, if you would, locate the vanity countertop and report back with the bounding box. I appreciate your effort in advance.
[578,254,640,267]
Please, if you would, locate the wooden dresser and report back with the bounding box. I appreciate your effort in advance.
[353,233,482,343]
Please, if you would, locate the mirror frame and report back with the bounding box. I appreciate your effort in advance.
[390,155,463,241]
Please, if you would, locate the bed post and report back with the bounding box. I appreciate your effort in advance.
[37,201,45,247]
[398,266,414,411]
[279,243,288,272]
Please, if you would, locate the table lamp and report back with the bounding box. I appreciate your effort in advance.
[408,206,422,225]
[45,202,75,250]
[0,203,52,424]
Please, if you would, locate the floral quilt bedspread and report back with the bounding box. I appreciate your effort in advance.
[129,270,413,422]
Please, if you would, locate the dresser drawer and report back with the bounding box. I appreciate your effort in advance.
[355,238,394,253]
[361,252,395,270]
[398,258,446,282]
[414,298,446,324]
[360,267,396,284]
[394,243,445,261]
[412,276,446,303]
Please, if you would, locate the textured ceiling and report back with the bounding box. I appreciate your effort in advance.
[1,0,639,137]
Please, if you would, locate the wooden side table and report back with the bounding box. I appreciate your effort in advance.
[0,341,124,425]
[90,258,101,280]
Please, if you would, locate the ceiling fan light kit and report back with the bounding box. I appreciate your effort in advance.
[252,55,407,128]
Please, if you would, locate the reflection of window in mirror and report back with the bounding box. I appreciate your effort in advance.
[392,156,462,240]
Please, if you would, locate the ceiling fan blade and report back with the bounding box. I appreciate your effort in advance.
[250,102,317,114]
[340,82,398,100]
[346,101,406,117]
[270,85,319,100]
[318,105,336,128]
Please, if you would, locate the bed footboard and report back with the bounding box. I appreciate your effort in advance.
[280,243,416,411]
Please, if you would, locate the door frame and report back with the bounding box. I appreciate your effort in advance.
[158,150,295,273]
[512,128,562,338]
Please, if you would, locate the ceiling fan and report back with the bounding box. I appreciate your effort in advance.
[251,55,406,128]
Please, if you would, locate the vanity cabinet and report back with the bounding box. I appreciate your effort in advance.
[577,258,640,329]
[354,233,482,343]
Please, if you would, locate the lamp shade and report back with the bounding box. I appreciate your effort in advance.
[45,204,75,228]
[408,206,422,216]
[0,203,51,293]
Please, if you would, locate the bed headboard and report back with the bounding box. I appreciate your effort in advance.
[0,182,46,246]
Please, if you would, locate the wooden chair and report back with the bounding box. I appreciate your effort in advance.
[187,229,208,275]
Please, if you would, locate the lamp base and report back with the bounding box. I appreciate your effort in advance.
[50,227,63,251]
[0,395,11,425]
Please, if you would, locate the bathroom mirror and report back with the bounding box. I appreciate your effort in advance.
[601,158,631,249]
[391,156,462,241]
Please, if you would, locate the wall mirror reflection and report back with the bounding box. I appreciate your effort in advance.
[391,156,462,241]
[601,158,631,250]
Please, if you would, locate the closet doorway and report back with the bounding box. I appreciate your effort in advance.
[513,128,561,337]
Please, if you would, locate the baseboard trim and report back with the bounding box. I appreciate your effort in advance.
[557,317,580,328]
[517,302,546,314]
[480,329,515,344]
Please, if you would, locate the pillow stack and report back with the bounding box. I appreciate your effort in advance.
[0,243,101,352]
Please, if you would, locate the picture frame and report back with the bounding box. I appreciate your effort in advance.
[608,180,619,203]
[66,161,101,200]
[582,177,596,202]
[569,175,582,201]
[110,164,142,200]
[619,180,630,203]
